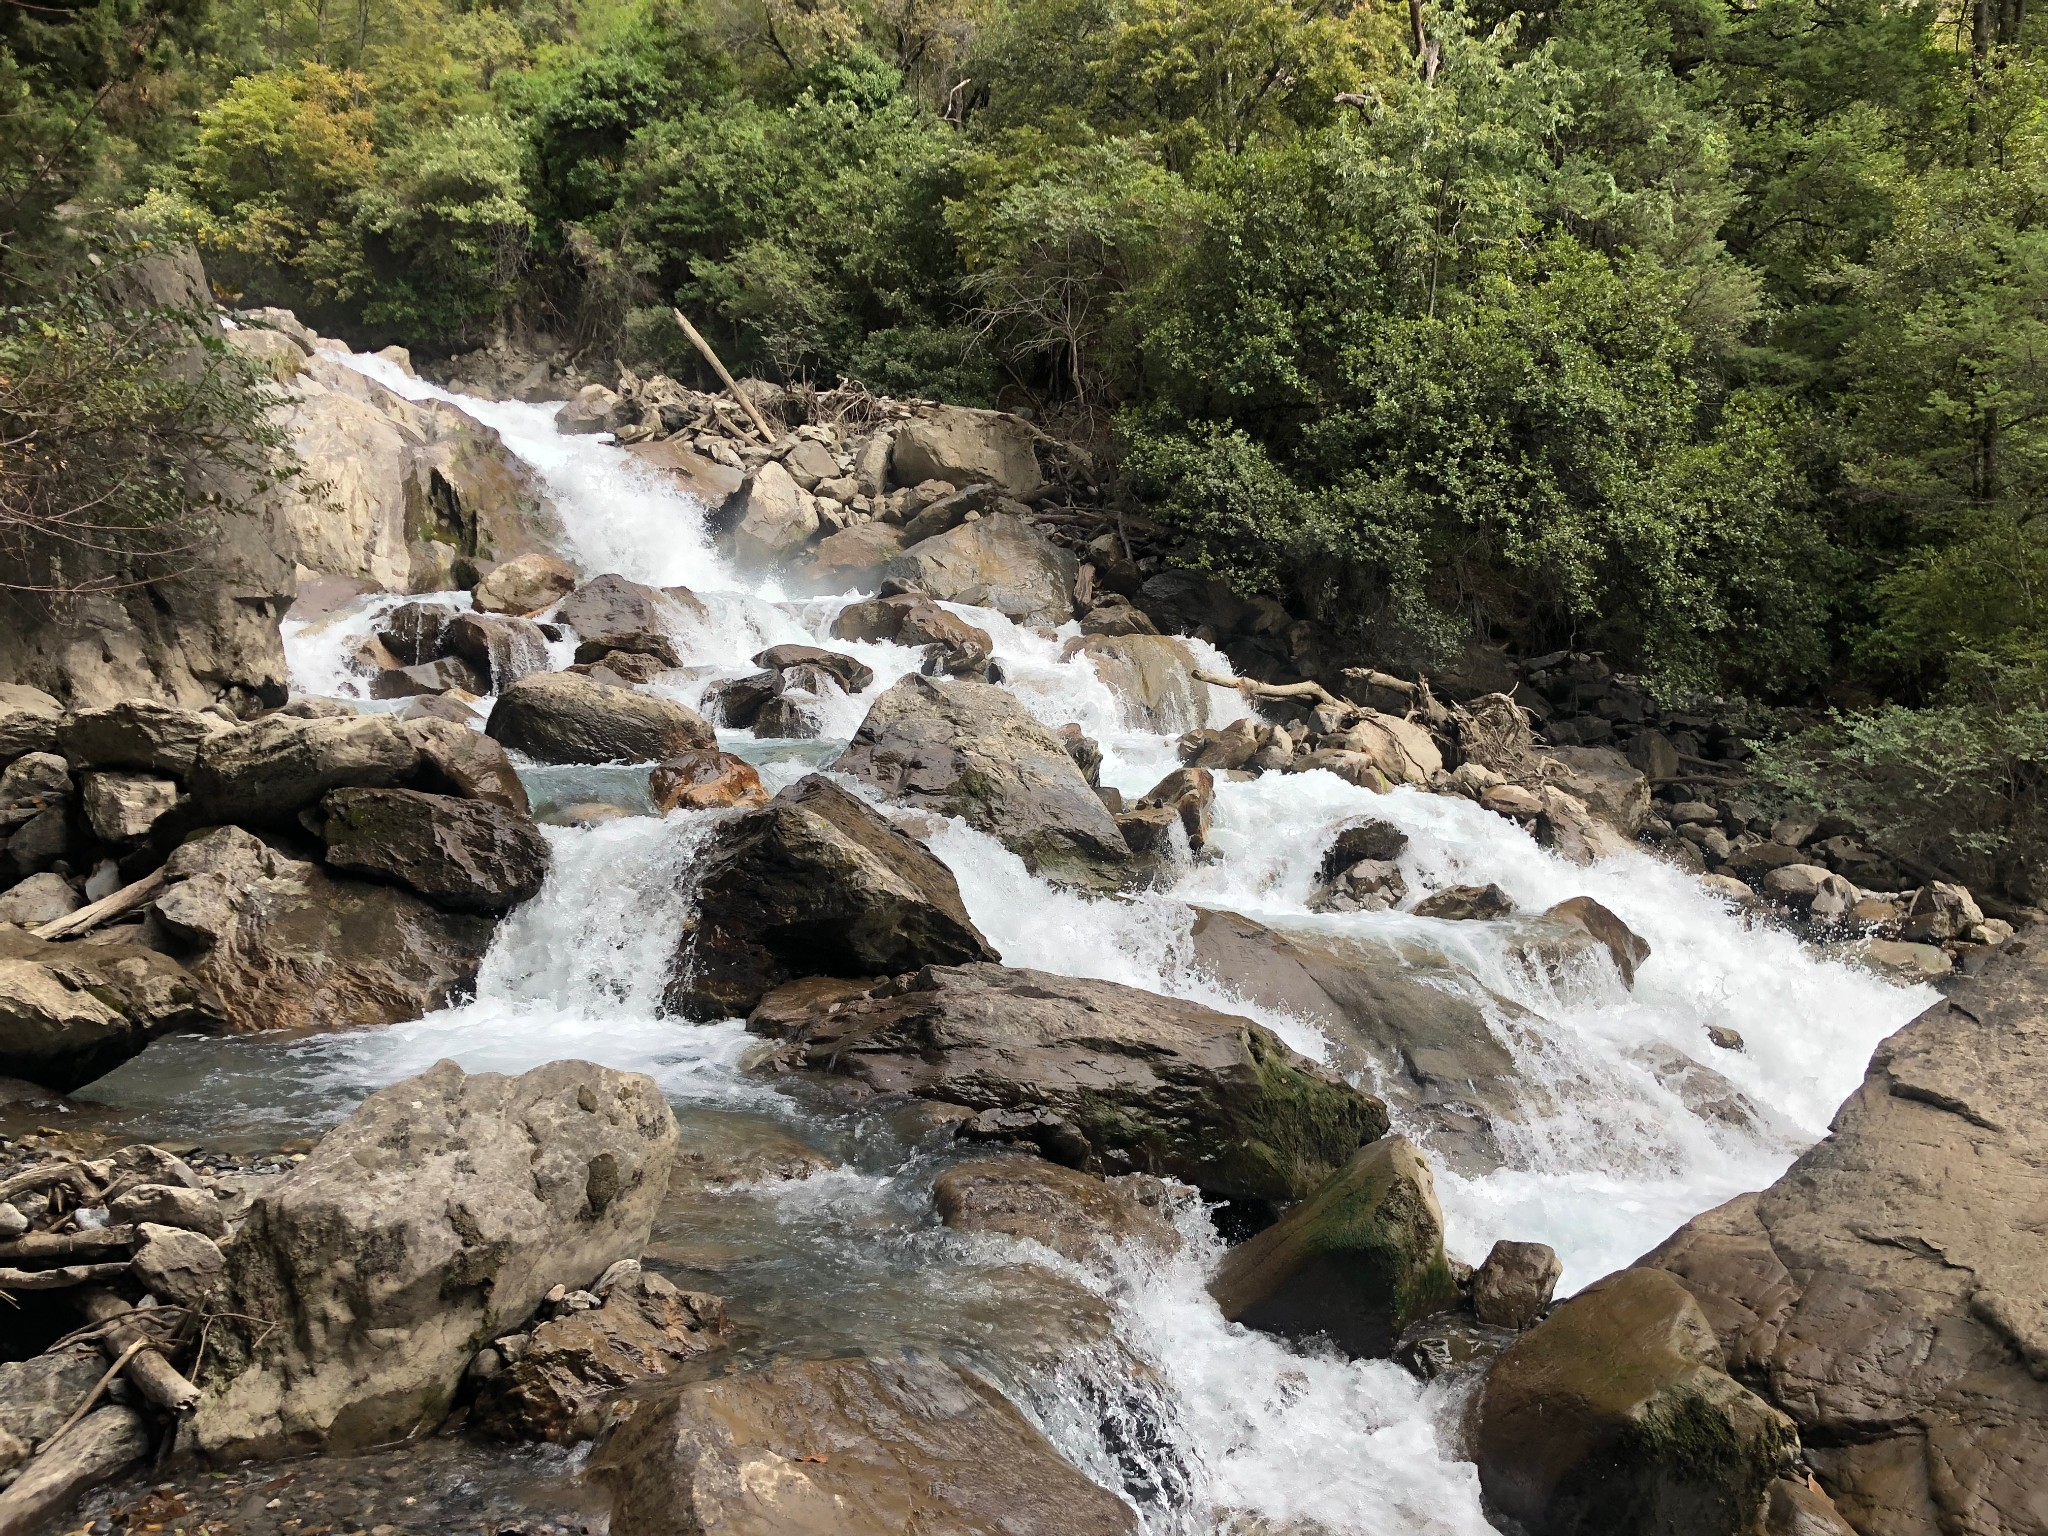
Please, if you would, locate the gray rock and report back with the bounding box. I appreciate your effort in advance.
[557,574,704,667]
[1471,1239,1563,1330]
[1475,1267,1796,1536]
[487,672,715,765]
[0,872,79,927]
[932,1156,1184,1268]
[834,675,1131,891]
[57,698,231,776]
[80,771,180,842]
[0,685,63,761]
[194,1058,679,1459]
[319,788,551,913]
[0,1345,110,1462]
[1638,947,2048,1534]
[368,654,488,699]
[790,523,906,594]
[108,1182,228,1237]
[188,712,419,827]
[1542,745,1653,834]
[1415,883,1516,921]
[0,752,71,812]
[474,551,577,615]
[400,715,530,814]
[726,460,817,567]
[666,774,996,1019]
[749,961,1386,1205]
[0,925,223,1091]
[374,601,458,666]
[133,1222,227,1306]
[443,611,552,690]
[881,514,1077,628]
[890,405,1044,496]
[1062,633,1209,731]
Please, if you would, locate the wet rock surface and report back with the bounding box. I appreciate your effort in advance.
[748,961,1386,1204]
[667,774,997,1019]
[318,787,551,912]
[0,926,223,1091]
[588,1352,1138,1536]
[487,672,715,765]
[834,674,1133,890]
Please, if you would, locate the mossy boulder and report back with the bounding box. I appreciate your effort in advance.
[1208,1135,1457,1357]
[747,961,1387,1204]
[1475,1266,1797,1536]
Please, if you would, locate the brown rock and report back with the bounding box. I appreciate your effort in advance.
[557,574,704,667]
[319,787,551,913]
[648,750,768,813]
[588,1354,1136,1536]
[1415,883,1516,921]
[933,1156,1183,1268]
[473,551,577,614]
[1471,1239,1562,1330]
[487,672,715,765]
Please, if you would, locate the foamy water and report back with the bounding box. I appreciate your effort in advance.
[137,351,1934,1533]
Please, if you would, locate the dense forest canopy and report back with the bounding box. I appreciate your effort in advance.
[6,0,2048,848]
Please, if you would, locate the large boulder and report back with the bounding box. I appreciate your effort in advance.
[556,574,705,667]
[1637,947,2048,1536]
[589,1353,1135,1536]
[1061,634,1209,732]
[188,712,419,827]
[725,460,816,567]
[748,962,1387,1205]
[790,522,907,594]
[0,926,223,1091]
[56,698,231,777]
[830,593,993,676]
[318,788,551,913]
[0,685,63,760]
[1543,746,1653,836]
[1475,1267,1798,1536]
[1209,1136,1457,1358]
[152,826,495,1033]
[1187,908,1527,1176]
[487,672,715,764]
[400,715,530,813]
[890,405,1044,497]
[665,774,997,1019]
[193,1059,679,1459]
[879,514,1076,628]
[834,675,1131,891]
[270,384,421,591]
[473,551,577,615]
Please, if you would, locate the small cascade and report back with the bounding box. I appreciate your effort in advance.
[94,346,1935,1536]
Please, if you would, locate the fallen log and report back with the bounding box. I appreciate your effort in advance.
[30,869,168,941]
[0,1163,96,1205]
[0,1262,132,1291]
[1192,670,1345,711]
[73,1289,201,1416]
[0,1228,136,1264]
[0,1405,150,1536]
[672,309,774,443]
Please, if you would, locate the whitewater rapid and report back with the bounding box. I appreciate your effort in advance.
[95,350,1933,1534]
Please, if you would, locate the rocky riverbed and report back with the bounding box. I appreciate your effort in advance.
[0,284,2035,1536]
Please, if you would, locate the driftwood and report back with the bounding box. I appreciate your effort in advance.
[0,1228,135,1264]
[0,1163,94,1205]
[1193,670,1345,711]
[672,310,774,443]
[73,1289,201,1416]
[0,1262,132,1291]
[30,868,167,941]
[0,1404,149,1536]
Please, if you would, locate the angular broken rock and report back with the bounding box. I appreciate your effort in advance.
[666,774,996,1019]
[0,684,63,761]
[108,1182,227,1237]
[834,674,1131,891]
[188,712,419,828]
[879,513,1076,629]
[1470,1238,1562,1331]
[557,574,704,667]
[193,1058,680,1459]
[752,643,873,694]
[890,404,1044,497]
[155,825,495,1034]
[1209,1135,1457,1357]
[725,460,818,568]
[0,926,222,1091]
[473,551,576,615]
[1414,883,1515,921]
[587,1353,1136,1536]
[749,961,1385,1204]
[472,1269,731,1444]
[133,1222,227,1307]
[57,698,231,777]
[79,771,180,843]
[319,787,551,913]
[399,715,530,814]
[487,672,715,765]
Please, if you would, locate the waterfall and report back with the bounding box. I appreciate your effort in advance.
[113,348,1931,1535]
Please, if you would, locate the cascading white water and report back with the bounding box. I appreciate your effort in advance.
[134,349,1936,1534]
